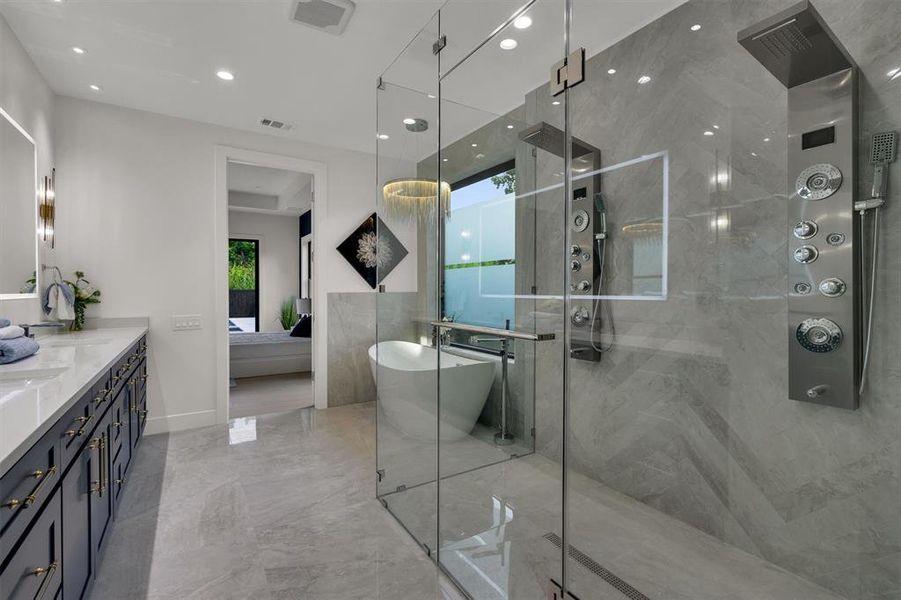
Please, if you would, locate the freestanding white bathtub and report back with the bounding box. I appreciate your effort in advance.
[368,341,495,441]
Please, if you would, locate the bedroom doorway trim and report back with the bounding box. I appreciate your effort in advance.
[214,146,329,424]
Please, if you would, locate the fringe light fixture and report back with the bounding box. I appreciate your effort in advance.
[382,178,451,222]
[39,168,56,248]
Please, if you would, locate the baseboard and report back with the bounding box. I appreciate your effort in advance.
[145,409,217,435]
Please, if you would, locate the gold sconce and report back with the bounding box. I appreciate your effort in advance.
[382,178,451,222]
[39,168,55,248]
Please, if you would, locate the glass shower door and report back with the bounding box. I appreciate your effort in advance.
[435,1,568,598]
[375,12,440,554]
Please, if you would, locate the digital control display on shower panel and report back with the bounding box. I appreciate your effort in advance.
[802,125,836,150]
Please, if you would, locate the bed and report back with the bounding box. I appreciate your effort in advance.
[229,331,312,378]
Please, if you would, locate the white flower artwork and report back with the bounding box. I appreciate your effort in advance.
[356,231,393,269]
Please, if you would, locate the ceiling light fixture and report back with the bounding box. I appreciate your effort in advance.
[402,118,416,125]
[513,15,532,29]
[703,130,714,136]
[216,70,235,81]
[72,46,86,54]
[377,133,389,140]
[443,158,449,162]
[552,100,561,106]
[637,75,652,84]
[471,143,478,147]
[499,38,518,50]
[506,124,514,129]
[428,94,436,99]
[382,179,451,222]
[89,84,101,92]
[763,137,771,142]
[690,24,701,31]
[607,68,616,75]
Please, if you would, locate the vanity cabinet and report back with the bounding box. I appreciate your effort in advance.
[0,334,147,600]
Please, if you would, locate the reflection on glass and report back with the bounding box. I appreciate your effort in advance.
[228,416,256,445]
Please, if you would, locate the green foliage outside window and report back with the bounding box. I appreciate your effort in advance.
[229,240,256,290]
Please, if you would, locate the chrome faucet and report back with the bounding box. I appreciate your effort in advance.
[20,322,66,338]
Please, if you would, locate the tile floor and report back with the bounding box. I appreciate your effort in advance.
[229,373,314,419]
[89,403,463,600]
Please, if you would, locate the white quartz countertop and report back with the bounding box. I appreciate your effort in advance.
[0,327,148,475]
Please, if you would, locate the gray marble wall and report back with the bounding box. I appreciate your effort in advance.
[327,291,419,407]
[519,2,901,598]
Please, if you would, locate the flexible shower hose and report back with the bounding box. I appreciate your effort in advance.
[859,207,880,395]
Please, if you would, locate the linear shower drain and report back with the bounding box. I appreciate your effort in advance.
[543,532,651,600]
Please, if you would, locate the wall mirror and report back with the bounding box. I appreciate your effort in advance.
[0,107,39,299]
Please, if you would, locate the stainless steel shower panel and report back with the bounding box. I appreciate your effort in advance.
[741,1,859,408]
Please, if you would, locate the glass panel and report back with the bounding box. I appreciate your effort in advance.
[375,12,440,553]
[565,1,901,599]
[437,1,566,598]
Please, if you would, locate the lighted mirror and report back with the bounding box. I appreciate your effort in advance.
[0,107,38,298]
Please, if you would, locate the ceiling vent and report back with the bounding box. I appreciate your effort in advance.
[260,118,293,132]
[291,0,355,35]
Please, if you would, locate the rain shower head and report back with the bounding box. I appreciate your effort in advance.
[737,0,854,88]
[518,122,598,160]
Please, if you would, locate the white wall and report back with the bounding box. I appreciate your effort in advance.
[0,14,54,324]
[228,210,299,332]
[54,96,415,432]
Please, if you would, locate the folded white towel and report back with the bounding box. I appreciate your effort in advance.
[0,325,26,340]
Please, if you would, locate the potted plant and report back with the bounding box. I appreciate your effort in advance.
[279,297,298,331]
[64,271,101,331]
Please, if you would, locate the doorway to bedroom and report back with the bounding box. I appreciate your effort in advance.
[226,159,315,419]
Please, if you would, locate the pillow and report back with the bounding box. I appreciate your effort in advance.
[290,315,311,338]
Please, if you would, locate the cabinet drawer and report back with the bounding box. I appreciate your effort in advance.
[0,428,60,560]
[58,390,94,467]
[0,487,62,600]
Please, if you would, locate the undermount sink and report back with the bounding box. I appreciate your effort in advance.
[0,367,67,384]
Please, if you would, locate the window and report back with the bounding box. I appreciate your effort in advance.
[443,161,516,345]
[228,239,259,332]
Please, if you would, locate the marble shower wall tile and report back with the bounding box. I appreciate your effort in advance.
[327,291,419,407]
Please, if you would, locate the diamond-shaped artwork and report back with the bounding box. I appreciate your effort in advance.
[336,213,408,289]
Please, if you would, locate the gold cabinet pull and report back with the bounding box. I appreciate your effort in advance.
[2,497,20,509]
[113,421,124,428]
[93,388,110,404]
[115,477,126,485]
[23,466,57,508]
[31,561,59,600]
[66,414,94,437]
[88,434,107,497]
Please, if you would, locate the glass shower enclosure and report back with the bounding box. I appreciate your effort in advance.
[375,1,901,598]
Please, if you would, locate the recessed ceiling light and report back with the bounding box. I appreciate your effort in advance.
[607,68,616,75]
[763,137,771,142]
[89,84,101,92]
[703,130,714,136]
[637,75,651,84]
[506,124,514,129]
[428,94,436,99]
[72,46,86,54]
[552,100,561,105]
[402,118,416,125]
[713,124,719,129]
[442,158,449,162]
[690,24,701,31]
[513,15,532,29]
[377,133,389,140]
[471,143,478,147]
[216,70,235,81]
[499,38,518,50]
[751,152,758,157]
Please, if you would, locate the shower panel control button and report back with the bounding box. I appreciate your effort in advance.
[570,280,591,293]
[794,282,812,295]
[570,245,582,256]
[806,385,829,399]
[795,163,842,201]
[571,260,582,272]
[573,209,590,232]
[793,245,819,263]
[826,232,845,246]
[796,318,843,353]
[793,220,818,239]
[570,306,590,326]
[818,278,846,297]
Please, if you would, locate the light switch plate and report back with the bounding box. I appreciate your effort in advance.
[172,314,202,331]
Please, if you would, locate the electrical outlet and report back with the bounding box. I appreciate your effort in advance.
[172,314,202,331]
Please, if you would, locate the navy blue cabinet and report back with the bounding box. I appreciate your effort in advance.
[1,334,147,600]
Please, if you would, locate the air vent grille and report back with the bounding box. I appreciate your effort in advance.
[260,118,293,132]
[291,0,355,35]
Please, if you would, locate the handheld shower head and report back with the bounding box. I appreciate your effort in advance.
[869,131,897,202]
[871,131,897,165]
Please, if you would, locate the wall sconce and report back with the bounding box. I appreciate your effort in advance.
[39,168,55,248]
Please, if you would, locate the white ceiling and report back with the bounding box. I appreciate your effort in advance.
[0,0,683,156]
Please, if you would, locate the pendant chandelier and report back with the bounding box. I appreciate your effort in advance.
[382,178,451,222]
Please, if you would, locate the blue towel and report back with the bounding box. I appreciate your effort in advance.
[42,282,75,315]
[0,336,40,364]
[0,319,9,328]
